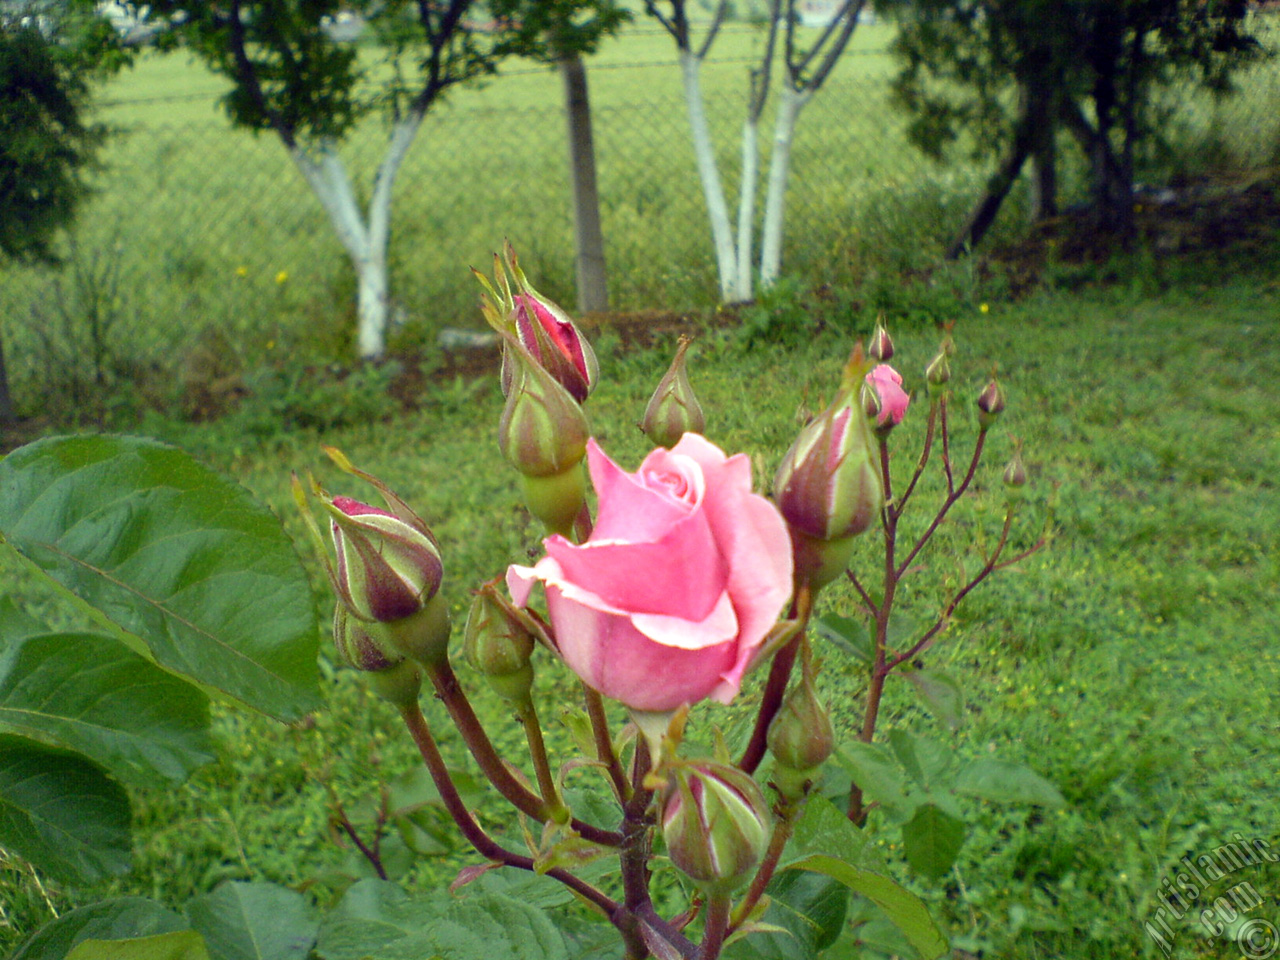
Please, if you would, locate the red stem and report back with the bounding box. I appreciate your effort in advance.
[738,585,812,775]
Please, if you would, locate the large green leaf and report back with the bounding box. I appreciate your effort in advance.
[901,803,966,881]
[726,870,849,960]
[781,856,948,960]
[784,794,884,872]
[316,879,569,960]
[12,897,188,960]
[0,435,320,720]
[0,735,131,884]
[779,797,947,960]
[953,758,1066,807]
[66,931,211,960]
[834,743,917,822]
[185,881,318,960]
[0,631,212,787]
[0,596,48,646]
[897,667,964,731]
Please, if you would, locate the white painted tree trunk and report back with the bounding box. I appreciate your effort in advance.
[679,49,737,301]
[759,85,811,287]
[733,117,760,303]
[287,110,425,358]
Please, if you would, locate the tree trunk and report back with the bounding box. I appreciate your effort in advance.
[733,116,760,302]
[1027,81,1058,222]
[288,112,424,360]
[679,48,737,300]
[560,54,609,314]
[758,84,811,287]
[946,114,1033,259]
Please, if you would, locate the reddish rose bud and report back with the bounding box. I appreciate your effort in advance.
[327,495,443,624]
[476,242,598,403]
[977,378,1006,428]
[867,321,894,362]
[640,336,706,449]
[333,604,423,706]
[294,452,451,666]
[660,762,772,893]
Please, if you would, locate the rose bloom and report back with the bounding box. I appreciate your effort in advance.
[508,435,792,712]
[865,364,910,426]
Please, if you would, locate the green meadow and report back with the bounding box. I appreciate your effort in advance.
[3,15,1280,960]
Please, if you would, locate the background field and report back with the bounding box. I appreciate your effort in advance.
[2,17,1279,423]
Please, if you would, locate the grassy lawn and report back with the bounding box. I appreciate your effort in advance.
[3,243,1279,956]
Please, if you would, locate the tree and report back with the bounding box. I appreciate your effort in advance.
[0,0,128,426]
[488,0,630,314]
[885,0,1260,256]
[145,0,622,360]
[643,0,867,302]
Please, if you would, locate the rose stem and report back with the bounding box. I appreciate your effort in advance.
[515,698,563,814]
[620,738,660,939]
[739,583,813,775]
[849,435,900,823]
[396,701,622,924]
[426,660,622,847]
[584,683,633,803]
[699,894,733,960]
[730,803,799,928]
[893,394,940,515]
[895,424,988,579]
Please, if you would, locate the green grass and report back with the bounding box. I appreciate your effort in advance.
[3,246,1280,957]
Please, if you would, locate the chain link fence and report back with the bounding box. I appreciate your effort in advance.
[3,25,1278,411]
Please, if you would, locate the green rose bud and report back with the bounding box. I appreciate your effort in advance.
[660,762,772,894]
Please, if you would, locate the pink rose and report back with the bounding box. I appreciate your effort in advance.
[865,364,910,426]
[507,435,793,712]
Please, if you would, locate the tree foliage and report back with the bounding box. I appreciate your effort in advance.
[0,1,126,263]
[882,0,1263,248]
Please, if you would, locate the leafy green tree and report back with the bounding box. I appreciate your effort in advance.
[145,0,624,359]
[0,1,128,425]
[884,0,1260,255]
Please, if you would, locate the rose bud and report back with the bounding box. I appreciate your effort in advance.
[499,333,590,537]
[774,348,883,588]
[767,667,834,801]
[333,603,402,673]
[977,378,1006,428]
[862,363,910,430]
[1003,446,1028,500]
[507,435,792,713]
[294,452,451,665]
[463,581,537,704]
[333,604,422,706]
[867,321,894,362]
[476,242,598,403]
[925,351,951,394]
[640,336,706,449]
[661,762,772,893]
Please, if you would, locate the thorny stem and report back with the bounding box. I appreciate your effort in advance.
[699,894,733,960]
[896,425,988,579]
[585,683,633,803]
[427,660,623,847]
[738,583,813,774]
[396,701,623,926]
